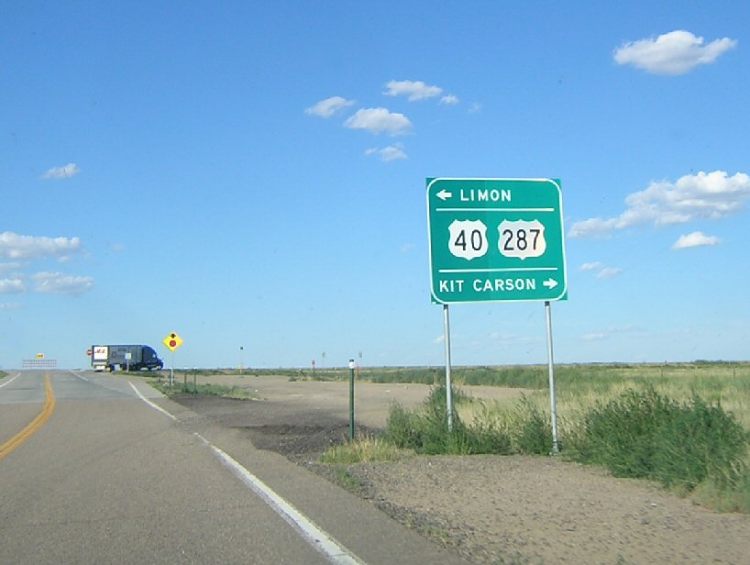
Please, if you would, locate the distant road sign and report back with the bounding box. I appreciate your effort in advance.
[427,178,567,304]
[163,332,184,351]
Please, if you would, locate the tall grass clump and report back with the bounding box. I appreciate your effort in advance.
[567,387,748,491]
[385,386,512,455]
[320,436,406,465]
[510,395,553,455]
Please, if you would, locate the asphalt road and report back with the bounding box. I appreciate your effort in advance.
[0,370,468,564]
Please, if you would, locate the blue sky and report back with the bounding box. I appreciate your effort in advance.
[2,2,749,369]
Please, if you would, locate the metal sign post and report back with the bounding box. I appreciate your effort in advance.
[348,359,356,441]
[545,301,560,454]
[443,304,454,432]
[170,351,175,386]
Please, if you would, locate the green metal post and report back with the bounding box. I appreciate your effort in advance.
[349,359,355,441]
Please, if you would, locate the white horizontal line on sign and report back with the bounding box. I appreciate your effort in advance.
[436,207,555,213]
[439,267,559,274]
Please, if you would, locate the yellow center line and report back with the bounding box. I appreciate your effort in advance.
[0,375,56,462]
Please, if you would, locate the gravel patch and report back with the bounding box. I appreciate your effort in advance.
[343,455,750,564]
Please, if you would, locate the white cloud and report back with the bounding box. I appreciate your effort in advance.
[597,267,623,279]
[582,332,608,342]
[365,144,408,162]
[440,94,460,105]
[582,325,640,342]
[468,102,482,114]
[569,171,750,238]
[305,96,355,118]
[344,107,412,136]
[614,30,737,75]
[580,261,603,272]
[580,261,622,279]
[0,262,23,274]
[0,302,22,310]
[0,232,82,261]
[0,278,25,294]
[672,231,720,250]
[42,163,80,179]
[384,80,442,101]
[32,272,94,295]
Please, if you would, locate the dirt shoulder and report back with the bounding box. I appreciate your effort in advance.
[167,375,750,564]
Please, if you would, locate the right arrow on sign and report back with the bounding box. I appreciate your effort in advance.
[543,278,558,289]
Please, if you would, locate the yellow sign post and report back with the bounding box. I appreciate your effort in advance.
[162,331,184,385]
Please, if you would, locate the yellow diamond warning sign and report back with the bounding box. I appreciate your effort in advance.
[163,331,184,352]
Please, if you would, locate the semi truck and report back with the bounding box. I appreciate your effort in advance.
[91,345,164,372]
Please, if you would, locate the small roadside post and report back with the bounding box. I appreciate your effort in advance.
[349,358,356,441]
[125,351,131,372]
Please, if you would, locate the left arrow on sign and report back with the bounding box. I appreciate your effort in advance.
[437,189,453,201]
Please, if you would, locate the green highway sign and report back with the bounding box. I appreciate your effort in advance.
[427,178,567,304]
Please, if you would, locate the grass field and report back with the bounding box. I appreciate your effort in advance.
[252,362,750,430]
[299,361,750,513]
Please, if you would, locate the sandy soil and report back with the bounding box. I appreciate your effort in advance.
[169,375,750,564]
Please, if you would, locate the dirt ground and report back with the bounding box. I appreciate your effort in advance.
[170,374,750,564]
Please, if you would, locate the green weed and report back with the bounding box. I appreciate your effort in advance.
[566,388,748,490]
[320,436,408,465]
[385,386,513,455]
[510,395,553,455]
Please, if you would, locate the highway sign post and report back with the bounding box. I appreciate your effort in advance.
[426,178,567,451]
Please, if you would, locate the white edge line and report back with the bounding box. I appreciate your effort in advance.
[128,381,178,421]
[128,380,364,564]
[202,438,364,565]
[0,372,21,388]
[69,370,89,382]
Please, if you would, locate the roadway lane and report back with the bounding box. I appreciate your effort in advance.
[0,372,43,446]
[0,371,331,564]
[1,371,469,565]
